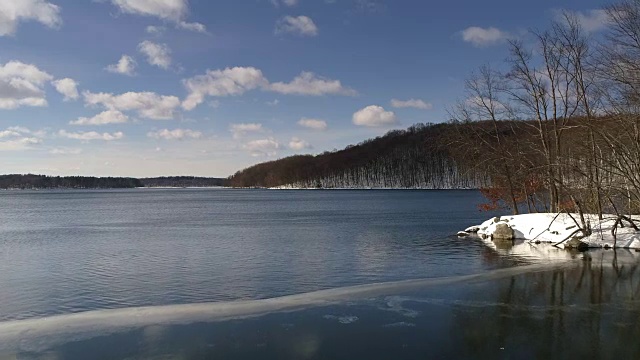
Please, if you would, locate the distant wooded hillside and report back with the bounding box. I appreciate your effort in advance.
[140,177,226,187]
[0,175,142,189]
[0,175,226,189]
[228,122,490,189]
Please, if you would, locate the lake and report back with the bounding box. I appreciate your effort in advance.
[1,189,639,359]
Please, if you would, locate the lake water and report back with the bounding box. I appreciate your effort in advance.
[1,189,640,359]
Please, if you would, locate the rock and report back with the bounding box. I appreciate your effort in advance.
[492,223,514,241]
[465,226,480,233]
[493,217,501,224]
[457,231,470,237]
[565,238,589,252]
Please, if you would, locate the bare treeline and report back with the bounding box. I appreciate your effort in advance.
[228,123,487,189]
[449,0,640,216]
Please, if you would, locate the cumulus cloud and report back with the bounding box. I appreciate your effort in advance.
[229,123,264,139]
[182,68,355,110]
[147,128,202,140]
[138,41,172,70]
[244,137,280,157]
[275,15,318,37]
[289,137,312,150]
[461,26,510,47]
[0,126,44,151]
[111,0,187,21]
[0,0,62,36]
[554,9,611,33]
[109,0,206,33]
[0,60,53,109]
[182,67,268,110]
[297,118,327,131]
[70,110,129,126]
[52,78,79,101]
[83,91,181,120]
[106,55,137,76]
[352,105,397,127]
[270,72,356,96]
[4,126,46,138]
[390,98,432,110]
[0,137,41,151]
[58,130,124,141]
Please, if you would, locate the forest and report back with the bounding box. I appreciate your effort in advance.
[0,175,142,189]
[228,122,487,190]
[140,177,226,187]
[0,175,226,189]
[231,0,640,220]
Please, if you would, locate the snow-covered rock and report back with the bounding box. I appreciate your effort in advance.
[470,213,640,250]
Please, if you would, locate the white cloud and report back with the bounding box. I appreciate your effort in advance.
[270,71,356,96]
[106,55,137,76]
[0,126,45,148]
[0,129,21,138]
[244,137,280,157]
[390,98,432,110]
[110,0,207,33]
[58,130,124,141]
[289,137,312,150]
[271,0,298,7]
[49,147,82,155]
[461,26,510,47]
[275,15,318,37]
[0,137,41,151]
[83,91,181,120]
[4,126,46,138]
[177,21,206,33]
[182,67,268,110]
[182,68,355,110]
[147,128,202,140]
[266,99,280,106]
[146,25,165,35]
[554,9,611,33]
[352,105,397,127]
[138,41,172,70]
[111,0,187,22]
[297,118,327,131]
[0,60,53,109]
[52,78,79,101]
[229,123,264,139]
[0,0,62,36]
[70,110,129,126]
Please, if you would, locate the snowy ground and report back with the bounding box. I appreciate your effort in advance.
[464,213,640,250]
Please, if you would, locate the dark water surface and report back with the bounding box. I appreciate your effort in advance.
[1,189,639,359]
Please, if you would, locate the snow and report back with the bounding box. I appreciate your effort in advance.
[468,213,640,250]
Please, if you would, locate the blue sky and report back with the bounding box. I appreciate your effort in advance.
[0,0,609,177]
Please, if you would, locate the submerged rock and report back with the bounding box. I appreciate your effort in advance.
[492,223,514,241]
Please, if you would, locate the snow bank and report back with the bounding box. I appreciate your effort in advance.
[467,213,640,250]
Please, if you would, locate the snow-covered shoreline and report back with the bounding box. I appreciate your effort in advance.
[463,213,640,250]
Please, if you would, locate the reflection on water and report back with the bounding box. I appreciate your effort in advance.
[4,254,640,359]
